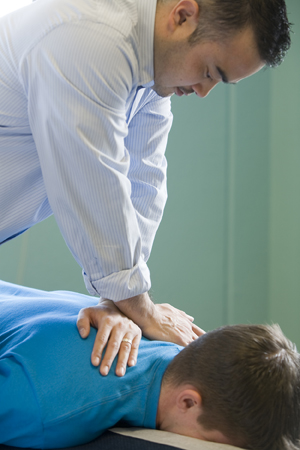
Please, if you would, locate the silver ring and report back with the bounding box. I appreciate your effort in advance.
[122,338,132,345]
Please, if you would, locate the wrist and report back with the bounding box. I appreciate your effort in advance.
[115,292,156,329]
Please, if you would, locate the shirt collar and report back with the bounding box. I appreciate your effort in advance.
[136,0,157,87]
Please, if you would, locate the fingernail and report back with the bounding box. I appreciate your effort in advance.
[119,367,125,377]
[79,328,87,338]
[128,358,136,367]
[102,366,109,376]
[93,357,100,366]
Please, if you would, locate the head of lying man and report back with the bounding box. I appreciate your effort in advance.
[157,324,300,450]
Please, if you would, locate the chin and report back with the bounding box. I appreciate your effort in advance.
[151,84,174,98]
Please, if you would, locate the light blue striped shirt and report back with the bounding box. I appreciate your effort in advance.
[0,0,173,299]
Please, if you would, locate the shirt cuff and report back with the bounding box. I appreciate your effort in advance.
[83,260,151,300]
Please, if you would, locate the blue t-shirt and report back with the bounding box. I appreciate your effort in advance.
[0,281,182,449]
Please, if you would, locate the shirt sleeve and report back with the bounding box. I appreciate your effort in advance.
[126,89,173,264]
[22,21,170,300]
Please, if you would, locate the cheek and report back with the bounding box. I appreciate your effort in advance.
[185,60,204,84]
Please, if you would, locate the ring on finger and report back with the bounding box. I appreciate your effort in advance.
[122,338,132,345]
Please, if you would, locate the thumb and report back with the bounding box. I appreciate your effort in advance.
[77,308,91,338]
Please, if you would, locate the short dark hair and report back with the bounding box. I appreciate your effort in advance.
[163,324,300,450]
[188,0,292,67]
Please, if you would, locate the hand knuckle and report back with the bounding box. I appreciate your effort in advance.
[77,308,87,321]
[109,340,119,350]
[104,316,115,327]
[116,321,125,330]
[128,320,136,330]
[136,328,142,338]
[122,342,132,352]
[96,335,108,345]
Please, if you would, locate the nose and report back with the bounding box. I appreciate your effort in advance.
[193,81,218,98]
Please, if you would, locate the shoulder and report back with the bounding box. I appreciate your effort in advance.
[138,339,183,365]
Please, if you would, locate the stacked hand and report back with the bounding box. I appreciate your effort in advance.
[77,293,205,377]
[140,303,204,346]
[77,299,141,377]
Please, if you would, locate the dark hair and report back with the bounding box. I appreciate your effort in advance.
[187,0,292,67]
[163,324,300,450]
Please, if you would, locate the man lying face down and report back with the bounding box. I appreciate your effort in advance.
[0,281,299,450]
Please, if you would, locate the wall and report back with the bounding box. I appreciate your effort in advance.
[268,0,300,347]
[0,218,86,293]
[149,69,270,332]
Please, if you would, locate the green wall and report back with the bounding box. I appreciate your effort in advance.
[0,216,86,293]
[149,69,271,332]
[268,0,300,348]
[0,0,299,345]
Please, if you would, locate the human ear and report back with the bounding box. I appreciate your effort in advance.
[176,388,202,412]
[168,0,199,35]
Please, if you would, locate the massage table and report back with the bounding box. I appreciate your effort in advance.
[0,427,242,450]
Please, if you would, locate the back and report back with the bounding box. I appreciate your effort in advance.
[0,281,182,448]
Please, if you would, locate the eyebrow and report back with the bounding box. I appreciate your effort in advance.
[216,66,237,85]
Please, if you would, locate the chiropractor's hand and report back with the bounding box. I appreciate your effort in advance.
[142,303,205,345]
[77,299,142,377]
[117,293,205,347]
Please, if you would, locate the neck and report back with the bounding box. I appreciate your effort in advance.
[156,381,174,429]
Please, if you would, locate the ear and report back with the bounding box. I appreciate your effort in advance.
[176,387,202,413]
[167,0,199,36]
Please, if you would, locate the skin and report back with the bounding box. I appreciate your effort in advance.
[157,383,237,445]
[77,0,265,377]
[77,300,142,376]
[153,0,265,98]
[77,294,203,376]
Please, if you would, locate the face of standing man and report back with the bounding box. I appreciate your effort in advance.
[153,0,265,98]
